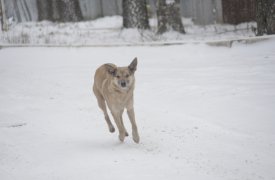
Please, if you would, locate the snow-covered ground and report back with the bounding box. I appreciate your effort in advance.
[0,39,275,180]
[0,16,256,45]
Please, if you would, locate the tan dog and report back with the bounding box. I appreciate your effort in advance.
[93,58,139,143]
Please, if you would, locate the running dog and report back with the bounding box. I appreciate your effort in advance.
[93,58,139,143]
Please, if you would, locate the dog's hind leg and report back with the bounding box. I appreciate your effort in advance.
[93,87,115,133]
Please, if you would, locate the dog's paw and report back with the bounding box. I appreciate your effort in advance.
[132,132,140,144]
[119,134,125,142]
[109,126,115,133]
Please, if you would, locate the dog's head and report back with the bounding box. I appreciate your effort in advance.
[105,58,137,90]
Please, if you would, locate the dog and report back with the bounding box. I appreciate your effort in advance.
[93,58,139,143]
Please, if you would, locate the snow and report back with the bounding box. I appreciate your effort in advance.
[0,16,256,45]
[1,38,275,180]
[166,0,176,5]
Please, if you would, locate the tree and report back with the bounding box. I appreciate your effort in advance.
[122,0,150,29]
[0,0,8,31]
[58,0,83,22]
[37,0,83,22]
[37,0,52,21]
[256,0,275,36]
[156,0,185,34]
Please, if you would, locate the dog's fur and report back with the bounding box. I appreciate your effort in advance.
[93,58,139,143]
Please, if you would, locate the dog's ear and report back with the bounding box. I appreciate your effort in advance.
[128,57,138,74]
[104,64,117,76]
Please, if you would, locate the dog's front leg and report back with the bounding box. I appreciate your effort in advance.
[127,108,140,143]
[111,111,126,142]
[120,113,129,137]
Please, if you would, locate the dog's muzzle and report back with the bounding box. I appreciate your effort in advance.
[121,81,126,87]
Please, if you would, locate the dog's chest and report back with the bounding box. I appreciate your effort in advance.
[103,88,131,110]
[110,91,130,104]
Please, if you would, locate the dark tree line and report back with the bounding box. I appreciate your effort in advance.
[256,0,275,35]
[36,0,185,34]
[2,0,275,35]
[2,0,185,34]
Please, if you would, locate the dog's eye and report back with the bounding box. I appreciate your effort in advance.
[125,74,129,78]
[116,75,120,78]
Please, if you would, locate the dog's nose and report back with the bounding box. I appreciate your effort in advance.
[121,82,126,87]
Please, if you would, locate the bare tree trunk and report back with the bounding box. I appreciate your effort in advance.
[37,0,83,22]
[266,0,275,34]
[256,0,275,36]
[123,0,150,29]
[51,0,61,21]
[37,0,52,21]
[58,0,83,22]
[157,0,185,34]
[0,0,8,31]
